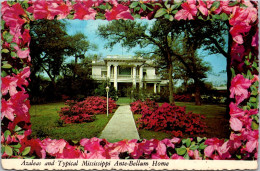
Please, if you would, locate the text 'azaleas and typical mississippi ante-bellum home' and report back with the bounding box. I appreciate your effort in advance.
[91,55,168,96]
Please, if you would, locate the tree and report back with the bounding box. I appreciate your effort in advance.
[30,19,72,91]
[98,19,211,104]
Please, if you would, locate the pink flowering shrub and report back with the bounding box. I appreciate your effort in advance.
[134,102,207,137]
[173,94,192,102]
[130,99,158,114]
[58,96,117,124]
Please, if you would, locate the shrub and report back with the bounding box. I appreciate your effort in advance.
[173,94,192,102]
[134,101,207,137]
[58,96,117,124]
[130,99,158,114]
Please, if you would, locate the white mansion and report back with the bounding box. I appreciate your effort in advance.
[91,55,168,95]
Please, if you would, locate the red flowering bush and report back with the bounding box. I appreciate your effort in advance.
[58,96,117,124]
[130,99,158,114]
[173,94,192,102]
[136,102,207,137]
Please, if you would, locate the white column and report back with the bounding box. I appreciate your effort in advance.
[114,65,118,90]
[158,84,161,93]
[139,66,143,88]
[154,83,157,94]
[133,66,136,88]
[107,64,111,79]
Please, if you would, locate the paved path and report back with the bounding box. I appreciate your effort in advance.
[99,105,140,142]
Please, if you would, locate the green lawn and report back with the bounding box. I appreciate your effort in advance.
[134,102,230,140]
[117,97,132,105]
[29,102,113,141]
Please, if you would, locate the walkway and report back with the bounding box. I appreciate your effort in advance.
[99,105,140,142]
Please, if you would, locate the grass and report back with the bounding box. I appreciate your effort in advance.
[116,97,132,105]
[134,102,230,140]
[29,102,113,141]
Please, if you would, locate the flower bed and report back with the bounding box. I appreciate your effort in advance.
[58,96,117,124]
[135,102,207,137]
[173,94,192,102]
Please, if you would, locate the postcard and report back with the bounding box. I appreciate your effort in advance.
[1,0,258,170]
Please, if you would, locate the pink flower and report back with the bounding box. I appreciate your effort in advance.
[229,102,245,118]
[105,4,134,21]
[251,29,258,47]
[230,23,251,44]
[175,0,197,20]
[197,0,213,16]
[230,74,251,104]
[73,1,97,20]
[27,0,71,20]
[110,139,137,154]
[214,1,233,15]
[1,99,15,121]
[245,130,258,153]
[251,75,259,83]
[230,117,243,131]
[42,138,67,156]
[230,6,257,26]
[204,138,224,158]
[1,76,18,96]
[151,141,168,159]
[15,66,31,89]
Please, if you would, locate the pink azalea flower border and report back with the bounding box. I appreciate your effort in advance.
[1,0,258,160]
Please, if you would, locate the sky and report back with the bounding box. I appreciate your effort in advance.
[64,19,227,87]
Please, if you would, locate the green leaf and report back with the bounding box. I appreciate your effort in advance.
[22,147,31,156]
[164,0,169,7]
[14,125,22,132]
[250,97,257,103]
[1,20,5,30]
[229,1,239,6]
[134,7,140,12]
[1,49,9,53]
[1,70,8,77]
[230,67,236,78]
[199,142,207,150]
[164,14,170,19]
[248,52,252,59]
[11,143,21,149]
[2,63,12,69]
[198,16,204,20]
[211,1,220,11]
[244,60,250,66]
[184,152,189,159]
[105,3,112,10]
[176,147,187,156]
[190,145,198,151]
[133,14,141,19]
[1,147,5,154]
[154,3,163,7]
[98,4,106,10]
[4,130,11,139]
[11,52,17,58]
[220,13,229,21]
[251,121,259,130]
[130,1,139,8]
[212,14,221,20]
[246,70,253,79]
[172,10,178,14]
[186,138,191,147]
[154,8,167,18]
[141,4,147,11]
[197,137,203,143]
[3,32,13,43]
[236,154,242,159]
[5,146,13,156]
[252,62,258,69]
[67,14,74,20]
[169,15,174,21]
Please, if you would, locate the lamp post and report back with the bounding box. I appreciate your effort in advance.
[106,86,110,117]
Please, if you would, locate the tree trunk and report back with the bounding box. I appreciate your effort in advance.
[168,61,174,104]
[194,79,202,105]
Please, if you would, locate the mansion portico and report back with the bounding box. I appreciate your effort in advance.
[92,55,167,95]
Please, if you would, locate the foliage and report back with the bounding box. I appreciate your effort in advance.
[58,96,117,124]
[132,101,207,137]
[1,0,258,161]
[94,81,118,101]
